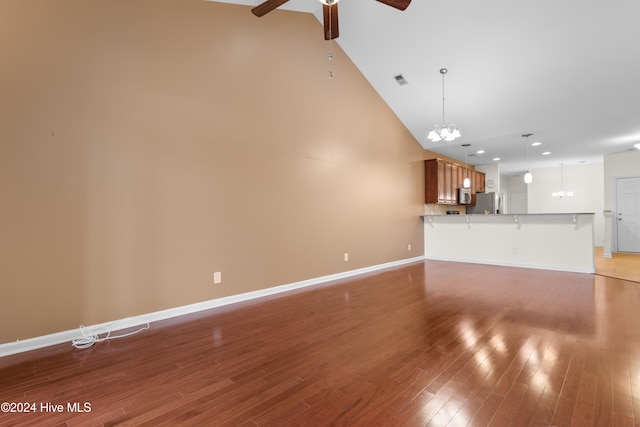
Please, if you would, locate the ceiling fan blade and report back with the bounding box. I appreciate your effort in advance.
[251,0,290,17]
[323,3,339,40]
[375,0,411,11]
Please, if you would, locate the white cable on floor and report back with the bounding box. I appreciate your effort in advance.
[71,320,150,349]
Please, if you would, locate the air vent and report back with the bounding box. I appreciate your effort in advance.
[394,74,408,86]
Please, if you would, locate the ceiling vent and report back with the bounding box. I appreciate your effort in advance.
[394,74,408,86]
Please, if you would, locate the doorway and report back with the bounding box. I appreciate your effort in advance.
[616,177,640,253]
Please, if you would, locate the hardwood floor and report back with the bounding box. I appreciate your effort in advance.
[594,246,640,283]
[2,260,640,426]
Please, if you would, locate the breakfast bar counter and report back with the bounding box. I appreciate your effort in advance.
[422,213,595,274]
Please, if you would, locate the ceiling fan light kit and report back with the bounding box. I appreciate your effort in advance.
[251,0,411,40]
[428,68,461,143]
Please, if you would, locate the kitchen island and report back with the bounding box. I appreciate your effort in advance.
[422,213,595,274]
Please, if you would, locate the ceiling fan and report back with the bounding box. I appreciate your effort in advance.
[251,0,412,40]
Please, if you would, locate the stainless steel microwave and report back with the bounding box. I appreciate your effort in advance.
[458,187,472,205]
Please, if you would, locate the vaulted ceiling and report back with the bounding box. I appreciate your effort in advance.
[212,0,640,174]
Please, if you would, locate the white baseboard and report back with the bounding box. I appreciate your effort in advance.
[0,256,425,358]
[424,255,595,274]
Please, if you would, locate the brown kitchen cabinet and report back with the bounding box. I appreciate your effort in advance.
[425,159,448,204]
[450,164,460,199]
[470,170,486,204]
[425,159,485,205]
[474,170,486,193]
[425,159,450,204]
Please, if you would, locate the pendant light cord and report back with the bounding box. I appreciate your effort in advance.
[441,70,446,126]
[328,4,333,79]
[523,133,532,172]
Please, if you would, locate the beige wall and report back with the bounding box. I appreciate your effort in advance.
[0,0,427,342]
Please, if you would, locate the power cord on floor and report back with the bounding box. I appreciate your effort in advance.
[71,320,150,349]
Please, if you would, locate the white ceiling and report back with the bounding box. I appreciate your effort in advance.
[211,0,640,174]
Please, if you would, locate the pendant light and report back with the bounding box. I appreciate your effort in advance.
[552,164,574,199]
[522,133,533,184]
[462,143,471,188]
[428,68,461,142]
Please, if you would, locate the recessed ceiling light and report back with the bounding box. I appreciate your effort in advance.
[531,142,542,146]
[493,157,501,161]
[542,151,551,155]
[477,150,485,154]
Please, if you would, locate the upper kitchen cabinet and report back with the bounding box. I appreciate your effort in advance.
[425,159,485,205]
[425,159,451,204]
[474,170,486,194]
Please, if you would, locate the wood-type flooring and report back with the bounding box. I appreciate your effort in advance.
[2,259,640,426]
[594,247,640,283]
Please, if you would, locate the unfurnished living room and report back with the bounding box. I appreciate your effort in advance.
[1,0,640,426]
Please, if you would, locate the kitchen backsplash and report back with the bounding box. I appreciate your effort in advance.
[424,204,465,215]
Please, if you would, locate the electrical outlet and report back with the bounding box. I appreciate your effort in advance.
[344,252,349,262]
[213,272,222,284]
[408,244,412,251]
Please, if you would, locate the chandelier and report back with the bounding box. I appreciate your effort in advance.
[552,164,574,199]
[428,68,461,142]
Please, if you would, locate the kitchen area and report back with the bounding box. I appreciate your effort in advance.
[422,158,596,274]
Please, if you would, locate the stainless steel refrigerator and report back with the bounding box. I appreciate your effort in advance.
[466,192,501,214]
